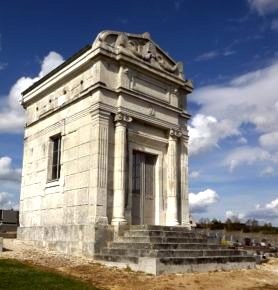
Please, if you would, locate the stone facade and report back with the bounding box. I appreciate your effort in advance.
[18,31,193,256]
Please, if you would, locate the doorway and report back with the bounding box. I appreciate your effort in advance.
[132,150,157,225]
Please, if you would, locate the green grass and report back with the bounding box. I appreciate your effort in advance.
[0,259,101,290]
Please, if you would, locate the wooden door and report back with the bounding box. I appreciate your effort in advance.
[132,151,156,225]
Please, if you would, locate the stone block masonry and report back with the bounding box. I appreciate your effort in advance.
[18,31,192,259]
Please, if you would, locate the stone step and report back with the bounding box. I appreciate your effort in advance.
[109,242,223,250]
[159,255,256,265]
[123,230,205,239]
[101,248,245,258]
[94,254,139,264]
[94,254,255,266]
[117,236,207,243]
[95,225,257,274]
[129,225,192,232]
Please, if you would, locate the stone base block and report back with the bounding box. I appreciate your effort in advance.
[17,224,114,257]
[141,258,256,275]
[96,257,256,275]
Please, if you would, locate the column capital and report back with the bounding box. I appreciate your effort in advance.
[181,133,189,142]
[169,128,182,139]
[114,112,133,124]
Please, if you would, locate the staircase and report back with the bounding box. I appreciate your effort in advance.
[94,225,256,275]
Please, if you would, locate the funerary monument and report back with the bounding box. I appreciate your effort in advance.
[18,31,255,274]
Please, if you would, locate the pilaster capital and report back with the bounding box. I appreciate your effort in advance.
[169,128,182,140]
[181,128,189,142]
[181,134,189,143]
[114,112,133,125]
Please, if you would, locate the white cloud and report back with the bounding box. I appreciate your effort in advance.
[193,62,278,134]
[223,50,236,56]
[245,198,278,222]
[189,189,219,213]
[0,51,64,133]
[0,156,21,182]
[259,131,278,151]
[190,61,278,168]
[189,170,200,178]
[223,146,275,171]
[224,198,278,224]
[248,0,278,15]
[0,192,18,210]
[195,51,219,61]
[225,210,245,221]
[0,62,7,71]
[237,137,248,145]
[38,51,64,78]
[195,49,236,62]
[188,114,239,155]
[271,19,278,31]
[260,166,275,176]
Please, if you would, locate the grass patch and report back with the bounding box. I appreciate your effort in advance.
[0,259,101,290]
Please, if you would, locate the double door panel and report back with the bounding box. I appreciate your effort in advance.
[132,151,156,225]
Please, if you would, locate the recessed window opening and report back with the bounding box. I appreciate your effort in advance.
[50,135,61,180]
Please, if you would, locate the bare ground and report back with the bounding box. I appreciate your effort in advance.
[1,239,278,290]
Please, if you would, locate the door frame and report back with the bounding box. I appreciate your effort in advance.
[128,142,163,225]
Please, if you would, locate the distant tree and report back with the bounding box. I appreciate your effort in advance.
[196,218,210,229]
[210,218,224,230]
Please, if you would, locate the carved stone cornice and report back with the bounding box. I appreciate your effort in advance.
[114,112,133,125]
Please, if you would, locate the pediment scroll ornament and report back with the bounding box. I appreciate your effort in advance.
[109,31,184,78]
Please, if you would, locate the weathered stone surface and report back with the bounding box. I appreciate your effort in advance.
[18,31,193,263]
[0,237,3,252]
[94,225,256,275]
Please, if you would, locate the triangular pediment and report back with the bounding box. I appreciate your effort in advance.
[93,31,184,79]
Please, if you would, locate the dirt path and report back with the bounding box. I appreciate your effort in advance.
[1,239,278,290]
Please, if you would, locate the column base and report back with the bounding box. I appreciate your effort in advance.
[166,219,180,226]
[181,222,192,229]
[111,217,128,226]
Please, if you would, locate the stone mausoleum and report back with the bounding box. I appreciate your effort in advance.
[18,31,255,274]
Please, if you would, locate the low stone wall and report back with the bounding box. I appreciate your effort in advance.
[0,232,17,239]
[196,229,278,246]
[0,224,18,233]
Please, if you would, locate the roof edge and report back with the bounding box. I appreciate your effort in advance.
[22,44,92,96]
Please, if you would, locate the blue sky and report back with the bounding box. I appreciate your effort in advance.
[0,0,277,225]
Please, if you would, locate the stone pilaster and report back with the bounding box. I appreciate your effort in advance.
[89,109,110,225]
[111,112,132,226]
[180,132,190,228]
[166,129,182,226]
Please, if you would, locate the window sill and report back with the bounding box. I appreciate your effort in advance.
[45,179,61,188]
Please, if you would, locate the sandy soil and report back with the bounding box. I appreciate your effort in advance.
[1,239,278,290]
